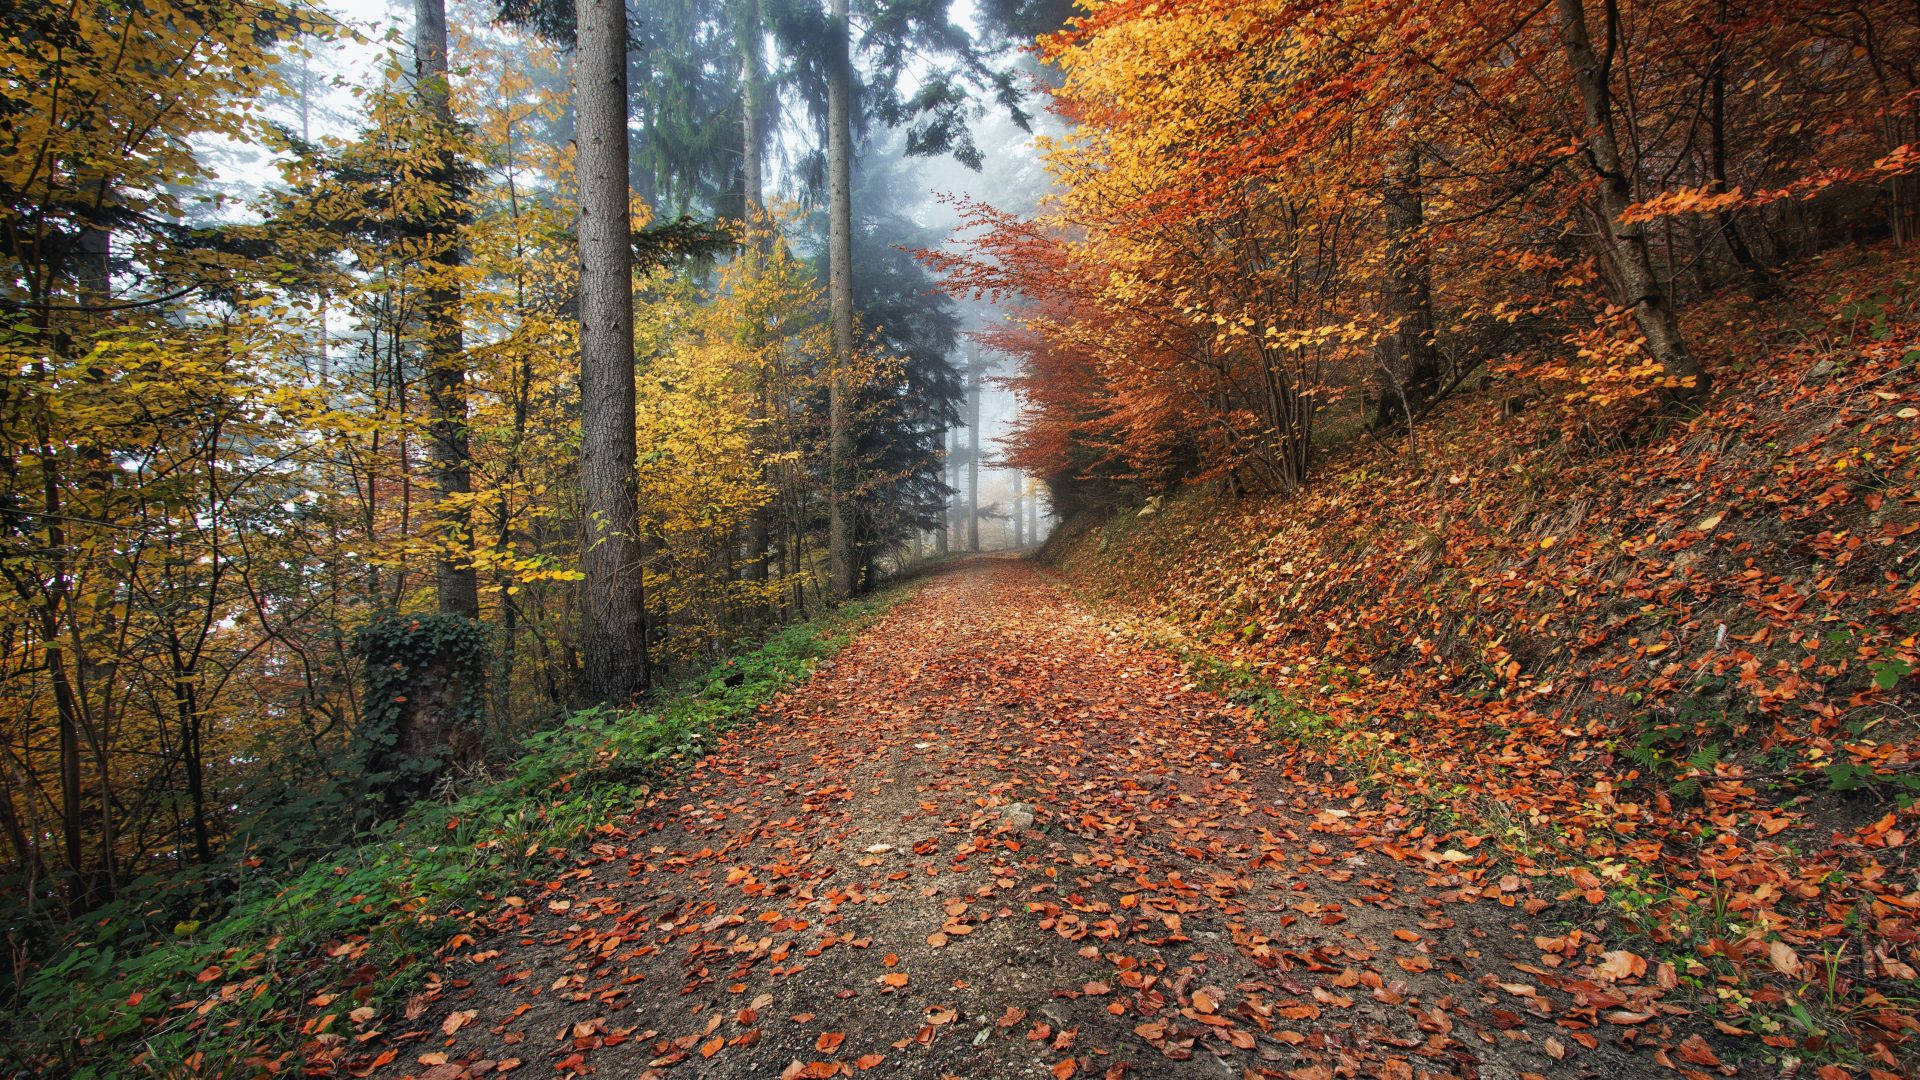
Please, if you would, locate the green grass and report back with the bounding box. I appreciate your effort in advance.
[4,588,906,1078]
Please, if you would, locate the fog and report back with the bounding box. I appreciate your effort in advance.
[217,0,1060,551]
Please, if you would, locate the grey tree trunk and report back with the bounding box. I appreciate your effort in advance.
[415,0,480,620]
[1556,0,1708,402]
[74,228,109,303]
[1373,147,1439,429]
[933,426,950,556]
[966,348,981,553]
[1013,493,1024,549]
[826,0,857,598]
[740,0,772,603]
[739,0,765,223]
[575,0,650,702]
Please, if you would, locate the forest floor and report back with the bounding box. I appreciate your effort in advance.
[361,557,1714,1080]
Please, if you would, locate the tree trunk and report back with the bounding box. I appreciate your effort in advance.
[575,0,650,703]
[1707,3,1773,298]
[826,0,857,599]
[966,348,982,553]
[944,426,958,551]
[738,0,775,612]
[416,0,480,619]
[1013,493,1024,548]
[24,298,90,901]
[739,0,765,224]
[1556,0,1708,402]
[744,405,771,605]
[933,427,950,556]
[1373,147,1439,429]
[176,684,213,864]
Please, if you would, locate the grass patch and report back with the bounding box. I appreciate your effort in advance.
[4,588,907,1078]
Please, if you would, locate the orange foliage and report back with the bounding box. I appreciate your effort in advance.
[933,0,1920,502]
[1049,246,1920,1068]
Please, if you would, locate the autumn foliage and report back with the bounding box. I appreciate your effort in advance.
[0,0,955,981]
[913,0,1920,1069]
[933,0,1920,508]
[10,0,1920,1075]
[1046,245,1920,1072]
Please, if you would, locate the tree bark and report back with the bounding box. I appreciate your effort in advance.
[575,0,650,702]
[1373,147,1440,429]
[933,425,950,556]
[739,0,772,605]
[826,0,857,599]
[416,0,480,619]
[1707,3,1773,298]
[739,0,765,224]
[1556,0,1708,402]
[966,348,982,553]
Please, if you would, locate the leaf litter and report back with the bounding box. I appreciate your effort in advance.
[355,560,1745,1079]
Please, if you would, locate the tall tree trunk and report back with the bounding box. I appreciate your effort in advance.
[1013,493,1024,548]
[416,0,480,620]
[933,425,950,556]
[739,0,765,224]
[1707,2,1773,298]
[173,680,213,864]
[739,0,772,608]
[744,397,772,606]
[1373,147,1439,429]
[575,0,650,703]
[27,274,92,900]
[28,452,87,900]
[1556,0,1708,402]
[74,228,110,303]
[966,348,981,553]
[826,0,857,599]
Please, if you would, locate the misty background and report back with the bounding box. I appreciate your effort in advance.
[205,0,1061,553]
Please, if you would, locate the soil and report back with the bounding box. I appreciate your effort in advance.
[366,558,1690,1080]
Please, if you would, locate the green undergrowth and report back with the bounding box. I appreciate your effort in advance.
[4,587,907,1078]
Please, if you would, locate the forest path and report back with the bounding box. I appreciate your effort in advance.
[374,559,1655,1080]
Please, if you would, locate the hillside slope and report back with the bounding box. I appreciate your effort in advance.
[1041,245,1920,1073]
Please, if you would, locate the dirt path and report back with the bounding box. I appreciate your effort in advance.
[372,559,1678,1080]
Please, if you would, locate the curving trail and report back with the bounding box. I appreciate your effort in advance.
[372,559,1664,1080]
